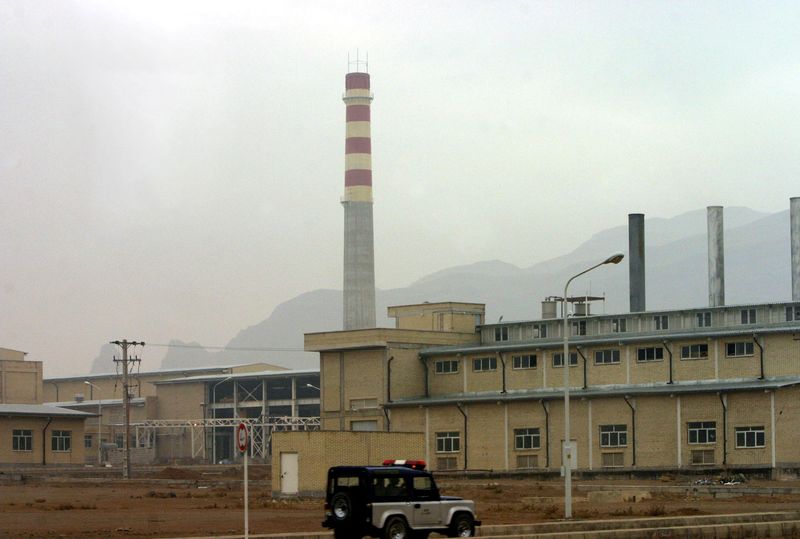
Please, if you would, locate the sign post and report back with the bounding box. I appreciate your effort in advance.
[236,422,249,539]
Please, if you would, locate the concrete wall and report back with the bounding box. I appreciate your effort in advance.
[271,431,425,496]
[0,360,43,404]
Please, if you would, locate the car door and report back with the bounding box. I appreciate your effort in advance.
[411,475,443,526]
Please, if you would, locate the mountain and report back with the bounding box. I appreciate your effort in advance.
[90,206,794,373]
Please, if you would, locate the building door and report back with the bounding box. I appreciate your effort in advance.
[280,452,299,495]
[562,439,578,470]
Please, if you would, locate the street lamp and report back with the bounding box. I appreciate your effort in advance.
[306,383,320,391]
[84,381,102,465]
[562,252,624,519]
[211,376,233,464]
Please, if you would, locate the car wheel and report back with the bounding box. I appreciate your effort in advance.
[330,492,353,523]
[449,513,475,537]
[383,515,410,539]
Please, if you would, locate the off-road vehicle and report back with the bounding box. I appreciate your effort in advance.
[322,459,480,539]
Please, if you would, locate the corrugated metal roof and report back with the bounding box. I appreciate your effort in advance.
[385,376,800,408]
[153,368,319,385]
[421,323,800,356]
[0,403,96,417]
[43,362,273,382]
[45,398,146,407]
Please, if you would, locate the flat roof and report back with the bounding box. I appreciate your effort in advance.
[44,362,270,382]
[46,398,146,407]
[0,403,96,418]
[385,376,800,408]
[154,368,319,385]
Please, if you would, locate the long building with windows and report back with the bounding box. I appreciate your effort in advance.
[306,300,800,474]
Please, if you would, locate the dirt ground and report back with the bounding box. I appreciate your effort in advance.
[1,467,800,538]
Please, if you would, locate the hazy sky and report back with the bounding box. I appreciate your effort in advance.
[2,1,799,377]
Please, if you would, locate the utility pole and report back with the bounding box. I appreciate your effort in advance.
[111,339,144,479]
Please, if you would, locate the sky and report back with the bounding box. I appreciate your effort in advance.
[1,0,799,377]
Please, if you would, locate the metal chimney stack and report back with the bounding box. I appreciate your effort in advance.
[707,206,725,307]
[791,197,800,301]
[628,213,646,312]
[341,61,377,330]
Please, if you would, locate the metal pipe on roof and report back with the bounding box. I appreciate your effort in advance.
[707,206,725,307]
[628,213,646,312]
[791,197,800,301]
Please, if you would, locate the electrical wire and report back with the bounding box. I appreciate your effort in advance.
[146,342,306,352]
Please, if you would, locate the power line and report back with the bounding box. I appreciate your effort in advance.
[146,342,306,352]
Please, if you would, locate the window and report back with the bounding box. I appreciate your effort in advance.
[552,352,578,367]
[512,355,537,369]
[532,323,547,338]
[612,318,627,333]
[435,359,459,374]
[473,357,497,372]
[726,341,754,357]
[412,476,436,499]
[735,426,765,448]
[84,435,93,449]
[688,421,717,444]
[740,308,757,324]
[514,428,541,450]
[351,420,379,431]
[437,457,458,470]
[516,454,538,469]
[696,311,712,328]
[691,450,715,465]
[494,327,508,342]
[601,452,624,468]
[52,430,72,452]
[12,429,32,452]
[654,315,669,331]
[436,431,460,453]
[637,347,664,362]
[594,349,620,365]
[600,424,627,447]
[786,306,800,322]
[115,433,124,448]
[350,398,378,410]
[681,344,709,360]
[571,320,586,336]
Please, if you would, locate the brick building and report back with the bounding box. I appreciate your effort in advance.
[306,301,800,474]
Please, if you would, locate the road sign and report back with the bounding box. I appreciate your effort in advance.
[236,422,248,453]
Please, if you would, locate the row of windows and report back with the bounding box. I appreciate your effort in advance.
[434,424,766,453]
[493,306,800,343]
[435,340,759,374]
[12,429,73,452]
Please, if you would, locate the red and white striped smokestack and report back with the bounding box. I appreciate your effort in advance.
[341,58,376,330]
[343,71,373,204]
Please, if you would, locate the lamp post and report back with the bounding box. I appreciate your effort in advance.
[305,383,320,391]
[84,381,102,465]
[562,252,624,519]
[211,376,233,464]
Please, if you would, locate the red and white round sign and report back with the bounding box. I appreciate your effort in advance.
[236,422,248,453]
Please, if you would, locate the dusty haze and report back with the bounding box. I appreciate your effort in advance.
[1,1,799,376]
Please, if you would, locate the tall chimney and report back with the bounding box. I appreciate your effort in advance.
[791,197,800,301]
[628,213,645,312]
[341,65,377,330]
[707,206,725,307]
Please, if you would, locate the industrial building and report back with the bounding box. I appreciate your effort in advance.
[42,363,321,464]
[305,194,800,476]
[0,347,92,466]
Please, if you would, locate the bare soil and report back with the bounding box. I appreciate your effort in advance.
[1,469,799,538]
